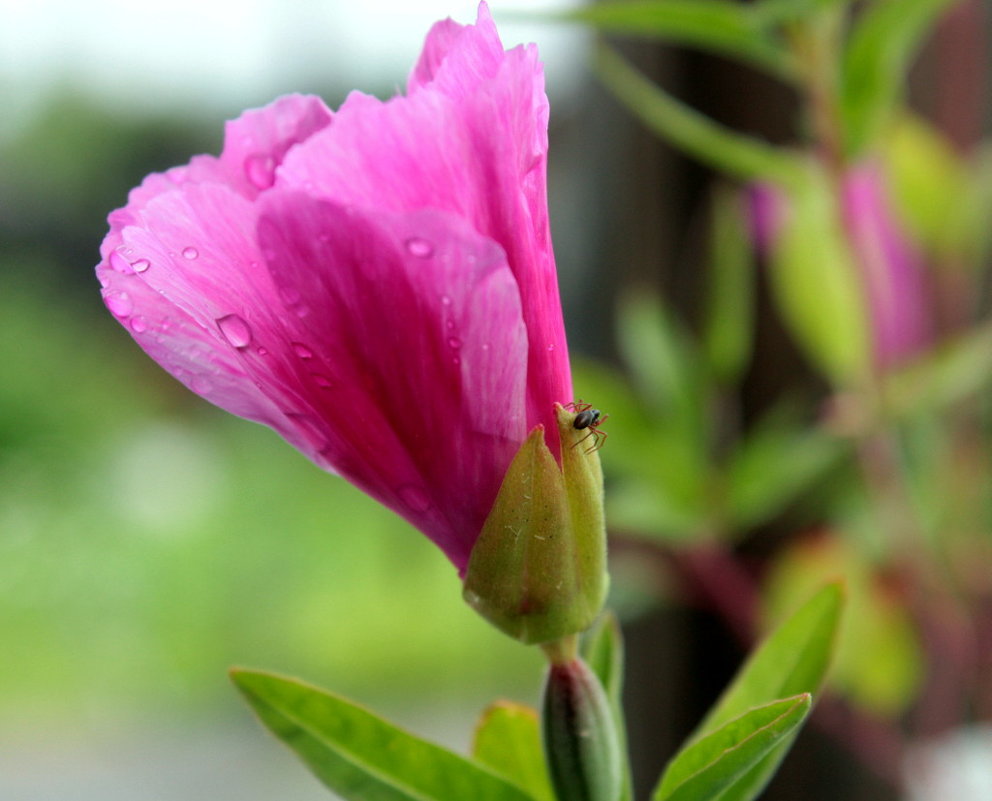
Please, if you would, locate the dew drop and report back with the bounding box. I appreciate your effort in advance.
[447,337,462,350]
[105,291,133,318]
[131,258,151,273]
[256,346,269,357]
[244,153,277,189]
[191,376,213,394]
[109,251,133,274]
[445,319,455,331]
[130,316,148,333]
[216,314,252,349]
[182,246,199,260]
[405,237,434,258]
[398,484,431,513]
[440,295,452,306]
[481,342,490,351]
[292,342,314,360]
[452,356,462,366]
[311,372,334,389]
[547,343,556,352]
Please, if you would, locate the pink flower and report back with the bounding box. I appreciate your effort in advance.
[96,2,572,572]
[840,162,932,370]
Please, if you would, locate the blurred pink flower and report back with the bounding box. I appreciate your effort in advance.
[96,2,571,572]
[840,162,932,370]
[750,163,931,372]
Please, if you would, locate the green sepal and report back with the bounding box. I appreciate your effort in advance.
[230,669,536,801]
[463,406,608,645]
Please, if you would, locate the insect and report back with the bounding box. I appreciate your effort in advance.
[566,401,609,453]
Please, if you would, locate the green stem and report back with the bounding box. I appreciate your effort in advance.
[594,43,803,186]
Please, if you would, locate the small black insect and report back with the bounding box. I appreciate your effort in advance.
[566,401,609,453]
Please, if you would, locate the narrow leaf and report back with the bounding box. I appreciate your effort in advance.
[725,402,844,529]
[595,43,803,184]
[697,583,842,735]
[841,0,957,156]
[473,702,554,801]
[232,669,536,801]
[767,167,871,386]
[550,1,793,78]
[881,320,992,420]
[702,186,754,384]
[654,695,812,801]
[665,585,840,801]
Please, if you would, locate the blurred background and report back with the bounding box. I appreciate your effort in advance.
[3,1,992,800]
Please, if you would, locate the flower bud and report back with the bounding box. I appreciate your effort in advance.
[462,403,608,645]
[542,656,622,801]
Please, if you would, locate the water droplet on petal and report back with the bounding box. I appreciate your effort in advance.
[547,343,556,352]
[405,237,434,258]
[131,258,151,273]
[105,291,133,318]
[216,314,252,349]
[398,484,431,513]
[292,342,314,360]
[452,356,462,366]
[191,376,213,394]
[256,346,269,357]
[445,320,455,331]
[109,251,133,274]
[244,153,277,189]
[311,373,334,389]
[440,295,452,306]
[481,342,490,351]
[447,337,462,350]
[130,316,148,333]
[182,246,199,260]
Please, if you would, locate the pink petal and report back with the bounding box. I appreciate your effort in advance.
[841,163,932,369]
[103,95,332,249]
[408,2,504,95]
[257,191,528,569]
[98,183,330,460]
[277,15,570,448]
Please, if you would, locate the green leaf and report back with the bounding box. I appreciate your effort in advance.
[882,115,969,255]
[841,0,958,156]
[702,187,754,384]
[615,289,700,423]
[583,614,634,801]
[725,402,844,529]
[231,669,537,801]
[550,1,793,78]
[679,584,843,801]
[754,0,854,24]
[473,702,554,801]
[763,537,924,717]
[881,320,992,420]
[697,583,842,734]
[653,695,812,801]
[594,43,803,184]
[767,167,871,386]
